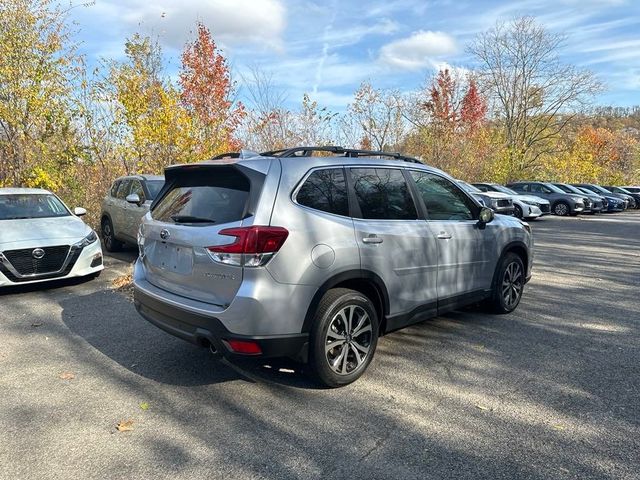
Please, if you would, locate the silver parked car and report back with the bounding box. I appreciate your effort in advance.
[472,183,550,219]
[100,175,164,251]
[456,180,515,216]
[133,147,533,387]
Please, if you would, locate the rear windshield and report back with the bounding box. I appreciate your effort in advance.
[0,194,70,220]
[151,170,250,225]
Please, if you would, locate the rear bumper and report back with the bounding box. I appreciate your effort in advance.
[134,286,309,361]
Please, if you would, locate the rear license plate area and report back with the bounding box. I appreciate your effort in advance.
[151,243,193,275]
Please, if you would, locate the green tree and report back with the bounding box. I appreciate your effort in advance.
[0,0,82,187]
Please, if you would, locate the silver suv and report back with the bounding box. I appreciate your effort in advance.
[101,175,164,251]
[133,147,533,387]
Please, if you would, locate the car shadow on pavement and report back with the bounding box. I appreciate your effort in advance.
[59,287,321,389]
[0,274,98,296]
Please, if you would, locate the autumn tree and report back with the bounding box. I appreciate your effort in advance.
[405,69,490,175]
[345,82,405,151]
[425,69,458,127]
[180,23,245,157]
[0,0,82,187]
[468,16,603,179]
[241,68,294,151]
[460,79,487,132]
[97,34,194,173]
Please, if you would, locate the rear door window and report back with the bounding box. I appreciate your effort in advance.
[152,169,250,224]
[296,168,349,216]
[350,168,418,220]
[145,180,164,200]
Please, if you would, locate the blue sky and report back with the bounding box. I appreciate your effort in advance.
[69,0,640,111]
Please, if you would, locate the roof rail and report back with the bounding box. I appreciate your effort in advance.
[260,146,422,164]
[212,152,241,159]
[210,149,262,160]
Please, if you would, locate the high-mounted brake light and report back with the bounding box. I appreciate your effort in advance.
[207,226,289,267]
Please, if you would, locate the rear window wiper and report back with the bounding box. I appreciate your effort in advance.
[170,215,216,224]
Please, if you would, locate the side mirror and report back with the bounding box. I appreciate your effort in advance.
[478,206,494,226]
[126,193,142,205]
[74,207,87,216]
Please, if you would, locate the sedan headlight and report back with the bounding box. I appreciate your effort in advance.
[74,230,98,248]
[522,200,537,206]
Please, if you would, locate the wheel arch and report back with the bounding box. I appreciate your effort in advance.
[494,241,529,287]
[302,270,390,335]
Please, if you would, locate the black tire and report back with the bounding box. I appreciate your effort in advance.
[101,217,122,252]
[309,288,379,388]
[487,252,525,314]
[553,201,570,216]
[513,204,523,219]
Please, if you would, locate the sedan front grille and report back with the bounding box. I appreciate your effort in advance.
[539,204,550,213]
[3,245,70,276]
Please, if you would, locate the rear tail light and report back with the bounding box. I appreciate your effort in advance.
[207,226,289,267]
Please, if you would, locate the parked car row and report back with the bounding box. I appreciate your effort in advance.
[456,180,638,218]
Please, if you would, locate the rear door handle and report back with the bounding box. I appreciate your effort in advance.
[362,235,383,244]
[437,232,452,240]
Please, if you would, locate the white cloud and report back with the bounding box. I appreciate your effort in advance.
[379,31,457,70]
[92,0,286,51]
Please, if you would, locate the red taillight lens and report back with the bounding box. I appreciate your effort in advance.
[225,339,262,355]
[208,226,289,254]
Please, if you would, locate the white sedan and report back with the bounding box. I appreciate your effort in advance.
[0,188,103,287]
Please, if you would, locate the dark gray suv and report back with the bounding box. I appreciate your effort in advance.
[506,181,586,216]
[133,147,533,386]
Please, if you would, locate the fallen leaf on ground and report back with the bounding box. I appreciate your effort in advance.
[475,404,489,411]
[59,371,75,380]
[553,424,566,430]
[139,402,150,411]
[112,272,134,301]
[116,420,134,432]
[31,322,43,328]
[111,272,132,289]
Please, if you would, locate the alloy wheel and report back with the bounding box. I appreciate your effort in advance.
[514,205,523,219]
[554,203,568,216]
[502,261,523,309]
[102,222,113,249]
[325,305,372,375]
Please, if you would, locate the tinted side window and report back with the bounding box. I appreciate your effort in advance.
[410,171,474,221]
[130,180,145,202]
[145,180,164,200]
[116,180,132,199]
[351,168,417,220]
[528,184,543,194]
[110,180,121,197]
[296,168,349,216]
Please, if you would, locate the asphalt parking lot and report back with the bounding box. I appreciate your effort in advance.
[1,212,638,480]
